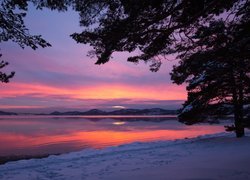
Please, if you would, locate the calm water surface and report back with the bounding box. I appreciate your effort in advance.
[0,115,227,159]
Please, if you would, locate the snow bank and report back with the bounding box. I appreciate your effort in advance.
[0,132,249,180]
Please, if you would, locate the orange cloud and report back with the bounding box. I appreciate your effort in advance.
[74,84,186,100]
[0,82,186,100]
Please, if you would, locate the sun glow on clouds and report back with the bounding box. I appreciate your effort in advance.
[0,82,186,111]
[112,105,126,109]
[112,121,126,125]
[0,82,186,100]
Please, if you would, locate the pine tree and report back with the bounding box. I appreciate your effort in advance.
[171,14,250,137]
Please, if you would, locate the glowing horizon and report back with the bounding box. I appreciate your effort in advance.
[0,5,186,113]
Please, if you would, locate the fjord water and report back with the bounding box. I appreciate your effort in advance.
[0,115,225,159]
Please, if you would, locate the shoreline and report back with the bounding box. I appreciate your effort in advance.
[0,131,227,165]
[0,154,53,165]
[1,132,250,179]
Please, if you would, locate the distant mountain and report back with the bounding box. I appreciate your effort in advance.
[83,109,106,115]
[0,111,18,115]
[50,109,107,115]
[49,108,177,116]
[107,108,177,115]
[50,111,86,115]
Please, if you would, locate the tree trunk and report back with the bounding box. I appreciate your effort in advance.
[234,105,245,138]
[232,71,245,138]
[236,70,245,137]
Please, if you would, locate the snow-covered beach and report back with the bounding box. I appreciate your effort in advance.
[0,132,249,180]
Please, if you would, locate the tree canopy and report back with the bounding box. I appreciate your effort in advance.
[171,17,250,136]
[71,0,240,67]
[0,0,52,49]
[1,0,247,66]
[0,0,54,83]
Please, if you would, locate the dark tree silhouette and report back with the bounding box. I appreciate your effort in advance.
[0,0,53,83]
[71,0,239,67]
[0,54,14,83]
[171,18,250,137]
[0,1,51,49]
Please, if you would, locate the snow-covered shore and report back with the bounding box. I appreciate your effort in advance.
[0,132,249,180]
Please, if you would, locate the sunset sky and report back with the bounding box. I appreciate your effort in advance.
[0,5,186,113]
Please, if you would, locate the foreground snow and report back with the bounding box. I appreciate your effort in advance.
[0,132,250,180]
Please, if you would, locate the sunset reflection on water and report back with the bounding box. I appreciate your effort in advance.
[0,116,225,157]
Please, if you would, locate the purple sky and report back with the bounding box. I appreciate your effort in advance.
[0,5,186,113]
